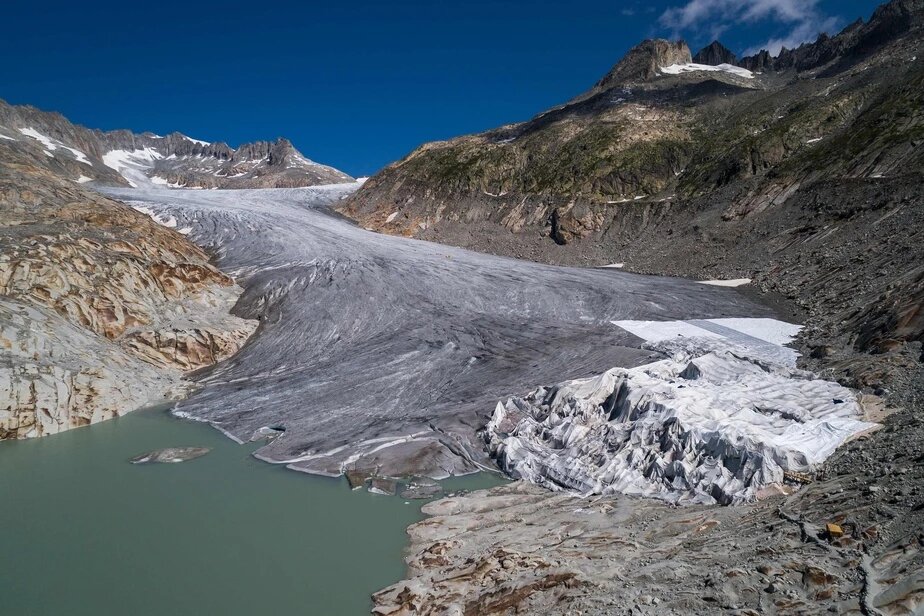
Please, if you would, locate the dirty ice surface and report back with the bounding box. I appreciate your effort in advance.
[100,183,866,489]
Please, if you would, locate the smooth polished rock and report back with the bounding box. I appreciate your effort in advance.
[130,447,210,464]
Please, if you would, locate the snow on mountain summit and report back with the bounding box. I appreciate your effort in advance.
[0,99,352,189]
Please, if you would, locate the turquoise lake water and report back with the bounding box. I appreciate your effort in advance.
[0,407,504,615]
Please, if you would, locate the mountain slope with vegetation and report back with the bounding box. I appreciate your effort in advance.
[341,0,923,382]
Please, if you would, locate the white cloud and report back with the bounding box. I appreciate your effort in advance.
[660,0,839,57]
[744,15,841,56]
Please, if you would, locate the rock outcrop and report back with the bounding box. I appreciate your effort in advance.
[0,140,256,439]
[594,39,692,88]
[693,40,737,65]
[374,465,924,615]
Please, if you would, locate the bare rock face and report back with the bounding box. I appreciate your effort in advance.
[693,40,737,65]
[594,39,692,88]
[0,144,256,439]
[0,297,174,438]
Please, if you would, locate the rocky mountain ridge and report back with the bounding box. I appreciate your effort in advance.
[693,40,737,65]
[0,115,257,439]
[0,99,353,189]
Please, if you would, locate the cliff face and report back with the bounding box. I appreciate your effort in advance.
[0,141,256,439]
[594,39,692,88]
[339,0,924,373]
[692,40,737,65]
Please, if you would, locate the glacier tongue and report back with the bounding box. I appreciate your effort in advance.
[486,332,876,505]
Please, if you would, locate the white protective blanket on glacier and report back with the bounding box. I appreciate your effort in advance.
[486,318,876,505]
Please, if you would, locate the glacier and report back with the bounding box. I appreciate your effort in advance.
[96,183,871,491]
[486,321,876,505]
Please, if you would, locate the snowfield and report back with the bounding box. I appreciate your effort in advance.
[660,62,755,79]
[19,127,92,164]
[102,147,164,187]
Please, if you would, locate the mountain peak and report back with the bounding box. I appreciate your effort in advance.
[595,39,692,89]
[693,40,737,66]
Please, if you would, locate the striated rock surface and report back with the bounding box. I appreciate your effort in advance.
[374,463,924,615]
[0,142,256,439]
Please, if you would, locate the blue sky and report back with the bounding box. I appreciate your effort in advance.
[2,0,882,177]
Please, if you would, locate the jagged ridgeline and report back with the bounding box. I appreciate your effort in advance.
[0,100,353,189]
[340,0,924,366]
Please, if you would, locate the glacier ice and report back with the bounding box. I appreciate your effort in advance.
[486,331,876,505]
[97,184,782,480]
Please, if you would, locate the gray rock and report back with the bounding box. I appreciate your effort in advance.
[130,447,210,464]
[368,478,397,496]
[400,479,443,500]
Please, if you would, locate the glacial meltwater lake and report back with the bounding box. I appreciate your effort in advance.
[0,406,505,615]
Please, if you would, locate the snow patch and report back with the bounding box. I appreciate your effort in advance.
[611,317,801,363]
[76,175,93,183]
[660,62,754,79]
[102,147,164,187]
[699,278,751,287]
[18,127,92,165]
[181,134,210,146]
[18,127,57,151]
